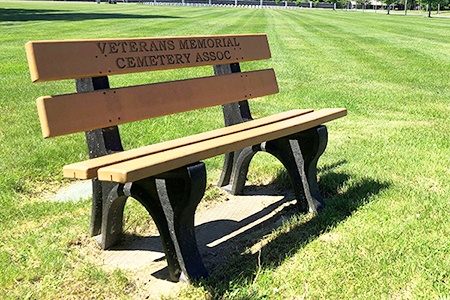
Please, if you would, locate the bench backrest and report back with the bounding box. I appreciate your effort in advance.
[26,34,279,138]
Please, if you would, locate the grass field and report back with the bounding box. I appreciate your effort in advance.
[1,1,450,299]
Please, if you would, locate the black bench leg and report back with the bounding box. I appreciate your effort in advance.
[96,180,182,281]
[94,162,208,282]
[90,179,124,240]
[217,152,234,188]
[294,125,328,208]
[218,126,328,213]
[156,162,208,281]
[100,182,128,250]
[263,134,322,213]
[127,178,183,281]
[89,178,104,237]
[218,146,258,195]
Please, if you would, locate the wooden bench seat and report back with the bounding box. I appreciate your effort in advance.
[62,108,345,182]
[98,107,346,183]
[26,33,346,282]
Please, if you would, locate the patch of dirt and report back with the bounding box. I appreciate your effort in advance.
[69,185,298,299]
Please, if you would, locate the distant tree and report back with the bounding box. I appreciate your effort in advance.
[356,0,370,9]
[424,0,448,17]
[384,0,397,13]
[328,0,347,8]
[407,0,418,9]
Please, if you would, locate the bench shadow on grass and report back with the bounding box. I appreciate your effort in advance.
[108,160,389,290]
[0,8,180,23]
[196,159,390,294]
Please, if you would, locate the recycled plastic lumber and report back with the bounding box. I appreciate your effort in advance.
[26,33,347,282]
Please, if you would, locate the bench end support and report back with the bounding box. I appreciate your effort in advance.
[218,126,328,214]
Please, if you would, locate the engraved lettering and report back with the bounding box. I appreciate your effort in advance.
[126,57,136,68]
[149,41,159,52]
[197,39,206,49]
[101,37,240,63]
[96,42,107,54]
[112,51,195,69]
[175,53,183,64]
[206,39,215,48]
[116,57,126,69]
[195,50,231,62]
[195,52,205,62]
[179,39,188,50]
[157,55,165,65]
[139,41,149,52]
[158,41,166,51]
[167,40,175,50]
[158,41,173,51]
[214,38,223,48]
[166,54,175,65]
[179,38,238,50]
[129,41,138,52]
[136,56,148,67]
[119,42,128,53]
[149,55,158,66]
[109,42,120,54]
[183,53,191,63]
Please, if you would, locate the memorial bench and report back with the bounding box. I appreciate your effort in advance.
[26,34,346,282]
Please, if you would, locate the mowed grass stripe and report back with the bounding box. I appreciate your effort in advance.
[267,10,449,119]
[1,2,450,299]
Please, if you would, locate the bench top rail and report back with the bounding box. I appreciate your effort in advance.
[37,69,278,138]
[26,34,271,82]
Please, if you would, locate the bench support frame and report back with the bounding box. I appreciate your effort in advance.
[218,127,328,213]
[214,64,328,213]
[76,69,328,281]
[28,34,346,283]
[77,77,208,282]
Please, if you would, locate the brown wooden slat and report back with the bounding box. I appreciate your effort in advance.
[63,109,314,179]
[26,34,271,82]
[37,69,278,138]
[97,108,347,183]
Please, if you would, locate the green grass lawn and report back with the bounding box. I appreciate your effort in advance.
[1,1,450,299]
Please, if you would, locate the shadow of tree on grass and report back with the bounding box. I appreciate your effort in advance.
[0,8,180,22]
